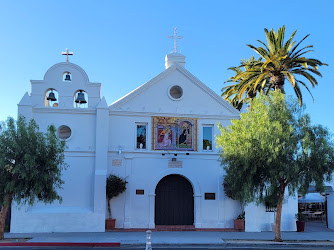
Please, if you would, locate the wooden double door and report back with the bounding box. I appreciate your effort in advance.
[155,174,194,225]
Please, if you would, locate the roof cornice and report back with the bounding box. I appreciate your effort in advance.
[109,64,239,115]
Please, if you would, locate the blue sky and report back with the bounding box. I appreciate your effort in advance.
[0,1,333,133]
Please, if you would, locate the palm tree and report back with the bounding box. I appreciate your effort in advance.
[222,56,272,110]
[246,25,327,104]
[223,26,327,107]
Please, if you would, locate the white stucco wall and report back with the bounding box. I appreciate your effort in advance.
[245,190,298,232]
[327,191,334,230]
[107,111,240,229]
[12,58,307,233]
[12,62,106,233]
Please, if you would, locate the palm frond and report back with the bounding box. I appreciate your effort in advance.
[224,26,326,106]
[289,34,310,56]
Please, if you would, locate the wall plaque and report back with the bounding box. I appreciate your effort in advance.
[136,189,144,195]
[205,193,216,200]
[168,160,183,168]
[112,159,122,166]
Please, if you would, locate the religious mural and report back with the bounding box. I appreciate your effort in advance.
[152,116,198,151]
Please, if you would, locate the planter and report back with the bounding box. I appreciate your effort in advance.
[233,219,245,230]
[296,221,305,232]
[105,218,116,230]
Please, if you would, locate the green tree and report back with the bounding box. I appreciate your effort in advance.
[217,92,334,242]
[0,116,67,240]
[222,56,272,110]
[106,174,127,219]
[222,25,327,107]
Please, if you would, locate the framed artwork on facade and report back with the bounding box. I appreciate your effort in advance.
[152,116,198,151]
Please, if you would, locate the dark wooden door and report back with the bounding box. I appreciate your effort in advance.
[155,174,194,225]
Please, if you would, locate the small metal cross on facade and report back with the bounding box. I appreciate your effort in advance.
[62,48,73,62]
[168,27,183,53]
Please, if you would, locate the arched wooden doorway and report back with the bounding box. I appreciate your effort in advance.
[155,174,194,225]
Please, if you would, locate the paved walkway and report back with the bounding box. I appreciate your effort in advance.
[304,221,331,232]
[3,222,334,247]
[4,230,334,245]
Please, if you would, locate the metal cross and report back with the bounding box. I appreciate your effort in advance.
[168,27,183,53]
[62,48,74,62]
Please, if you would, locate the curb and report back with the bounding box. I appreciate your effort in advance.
[225,243,334,248]
[121,242,334,248]
[0,242,120,247]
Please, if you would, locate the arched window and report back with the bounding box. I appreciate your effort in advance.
[63,72,72,82]
[44,89,59,107]
[73,90,88,108]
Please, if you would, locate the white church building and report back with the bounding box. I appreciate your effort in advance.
[12,40,334,233]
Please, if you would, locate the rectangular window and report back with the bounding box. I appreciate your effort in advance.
[203,126,213,150]
[136,124,147,149]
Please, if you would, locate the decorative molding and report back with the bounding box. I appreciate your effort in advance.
[109,110,239,120]
[33,107,97,115]
[107,150,220,158]
[64,151,96,157]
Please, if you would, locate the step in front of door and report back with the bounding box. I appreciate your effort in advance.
[155,225,196,231]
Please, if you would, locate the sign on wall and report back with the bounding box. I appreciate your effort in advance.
[152,116,198,151]
[112,159,122,166]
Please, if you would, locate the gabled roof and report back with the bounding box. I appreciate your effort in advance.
[109,63,239,115]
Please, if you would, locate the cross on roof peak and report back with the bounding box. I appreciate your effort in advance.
[62,48,74,62]
[168,27,183,53]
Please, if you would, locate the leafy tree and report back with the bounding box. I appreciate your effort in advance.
[223,180,245,218]
[217,92,334,242]
[0,116,67,240]
[106,174,127,219]
[223,25,327,107]
[222,56,272,110]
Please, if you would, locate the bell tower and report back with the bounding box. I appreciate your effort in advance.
[15,51,109,233]
[24,49,101,109]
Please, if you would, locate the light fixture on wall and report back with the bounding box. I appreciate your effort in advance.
[172,157,177,161]
[118,146,122,155]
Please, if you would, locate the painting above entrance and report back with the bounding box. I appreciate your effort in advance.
[152,116,198,151]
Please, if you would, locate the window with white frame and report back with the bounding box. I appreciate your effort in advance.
[136,123,147,149]
[203,125,213,150]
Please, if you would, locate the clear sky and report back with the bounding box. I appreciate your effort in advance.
[0,1,333,133]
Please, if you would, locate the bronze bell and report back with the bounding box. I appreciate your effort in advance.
[64,73,71,81]
[47,91,57,101]
[75,91,87,104]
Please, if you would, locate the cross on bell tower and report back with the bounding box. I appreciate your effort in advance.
[168,27,183,53]
[62,48,74,62]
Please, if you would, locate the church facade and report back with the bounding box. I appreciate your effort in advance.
[12,49,310,233]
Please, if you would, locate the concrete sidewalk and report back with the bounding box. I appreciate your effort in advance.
[4,230,334,247]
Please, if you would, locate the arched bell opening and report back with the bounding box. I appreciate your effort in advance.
[44,88,59,107]
[63,72,72,82]
[73,90,88,108]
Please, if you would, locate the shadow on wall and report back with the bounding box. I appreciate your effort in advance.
[0,206,11,232]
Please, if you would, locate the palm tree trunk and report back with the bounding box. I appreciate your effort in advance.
[0,194,12,240]
[274,182,287,242]
[247,91,256,110]
[272,74,285,94]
